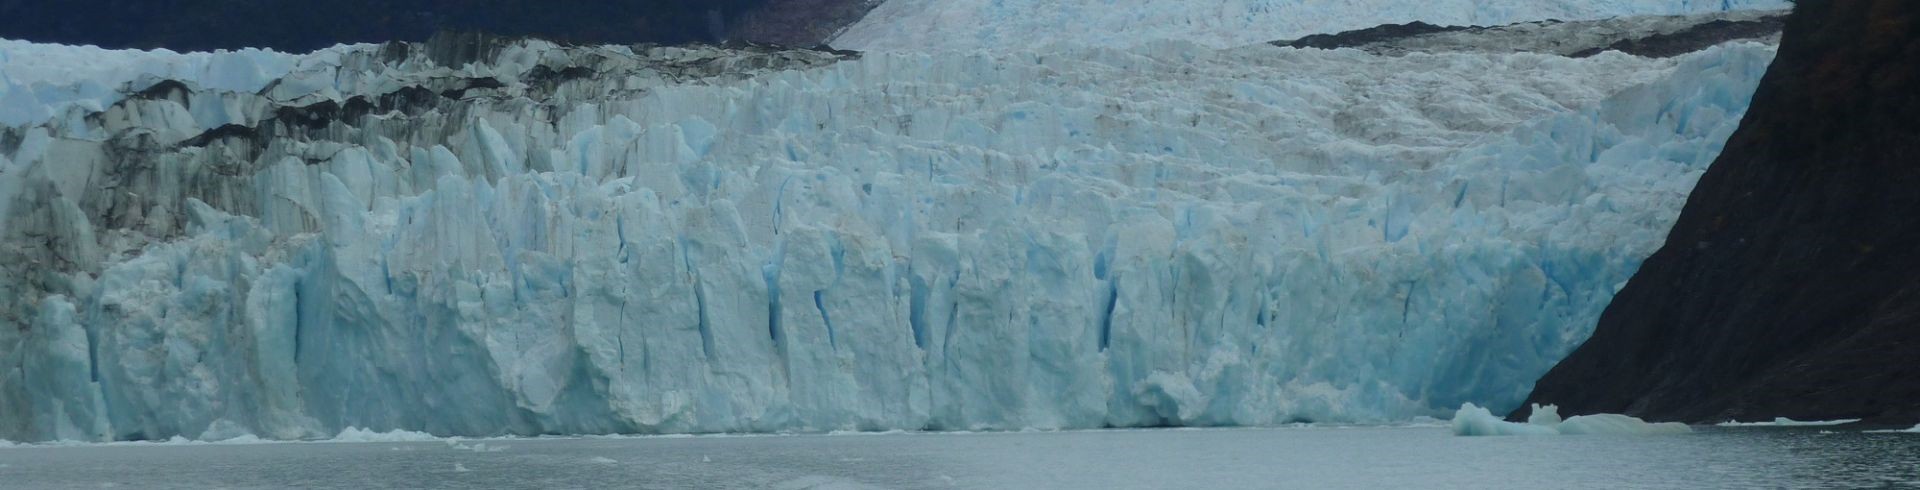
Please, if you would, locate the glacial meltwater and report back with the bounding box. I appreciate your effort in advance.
[2,426,1916,489]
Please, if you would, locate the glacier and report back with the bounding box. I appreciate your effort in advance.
[834,0,1791,51]
[0,15,1775,442]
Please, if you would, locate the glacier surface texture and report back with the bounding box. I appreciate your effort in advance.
[835,0,1791,51]
[0,14,1774,442]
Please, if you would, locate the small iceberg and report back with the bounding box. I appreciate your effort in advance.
[1452,403,1692,436]
[1866,424,1920,434]
[332,427,441,443]
[1717,417,1862,427]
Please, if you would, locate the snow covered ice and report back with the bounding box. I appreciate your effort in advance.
[835,0,1790,51]
[0,10,1777,442]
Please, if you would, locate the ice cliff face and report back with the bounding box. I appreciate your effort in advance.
[834,0,1792,51]
[0,15,1774,441]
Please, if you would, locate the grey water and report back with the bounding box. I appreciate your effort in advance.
[2,426,1917,489]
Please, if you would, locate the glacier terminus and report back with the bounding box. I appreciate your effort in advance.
[0,5,1784,442]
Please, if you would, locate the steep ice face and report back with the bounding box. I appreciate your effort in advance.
[0,20,1774,441]
[834,0,1792,51]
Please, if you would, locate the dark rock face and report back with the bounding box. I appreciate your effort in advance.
[1271,11,1784,58]
[1273,22,1469,50]
[1520,0,1920,426]
[1568,17,1787,58]
[728,0,883,47]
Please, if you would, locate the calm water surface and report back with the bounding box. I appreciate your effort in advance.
[2,426,1917,489]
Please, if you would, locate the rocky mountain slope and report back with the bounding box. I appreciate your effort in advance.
[728,0,884,47]
[1274,10,1785,58]
[1521,0,1920,426]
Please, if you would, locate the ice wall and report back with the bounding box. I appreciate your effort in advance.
[0,31,1774,441]
[835,0,1793,51]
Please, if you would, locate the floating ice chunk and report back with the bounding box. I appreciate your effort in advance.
[1452,403,1690,436]
[1865,425,1920,434]
[457,442,507,453]
[1452,403,1558,436]
[331,427,441,443]
[1556,413,1692,435]
[1717,417,1863,427]
[197,419,260,443]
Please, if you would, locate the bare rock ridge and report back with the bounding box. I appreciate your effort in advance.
[728,0,885,47]
[1274,10,1785,58]
[1519,0,1920,426]
[1566,16,1786,58]
[1275,22,1469,51]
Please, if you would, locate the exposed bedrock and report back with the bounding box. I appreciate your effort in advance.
[1521,0,1920,426]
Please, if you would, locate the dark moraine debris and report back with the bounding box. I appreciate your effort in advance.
[178,85,453,150]
[0,128,25,157]
[1273,11,1785,58]
[438,77,509,100]
[179,124,263,149]
[525,65,600,92]
[1272,21,1474,50]
[401,31,544,69]
[272,100,350,132]
[131,80,195,108]
[1570,16,1786,58]
[1519,0,1920,426]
